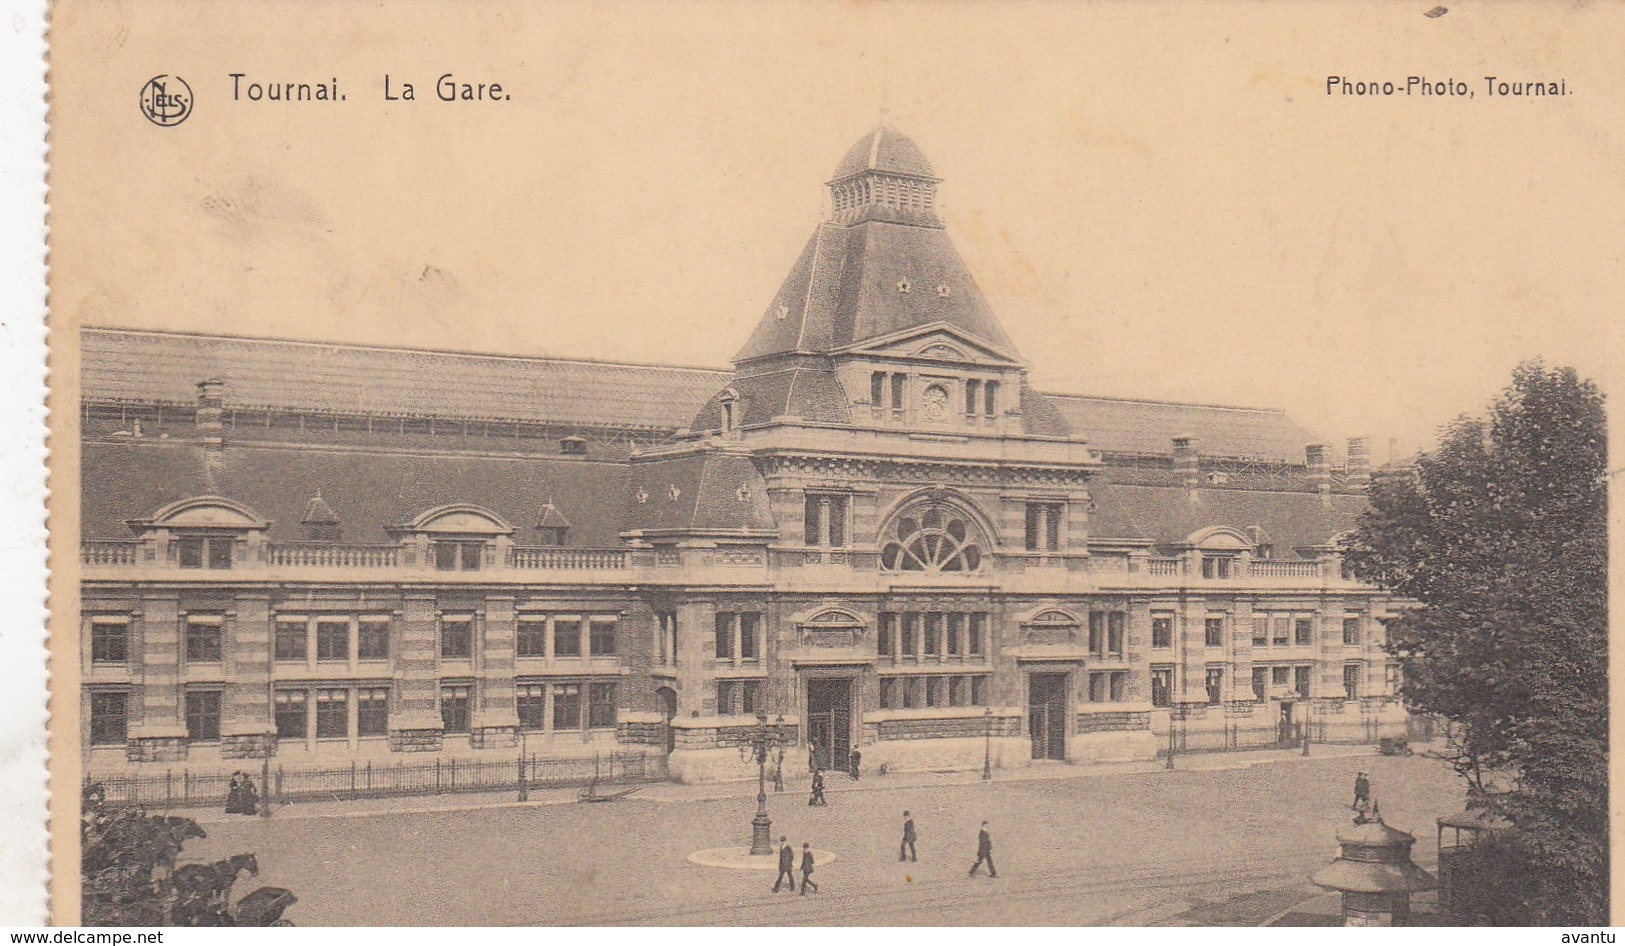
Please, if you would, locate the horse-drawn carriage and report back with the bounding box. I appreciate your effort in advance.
[229,887,298,927]
[81,780,297,927]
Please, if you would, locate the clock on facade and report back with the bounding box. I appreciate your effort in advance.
[921,384,950,421]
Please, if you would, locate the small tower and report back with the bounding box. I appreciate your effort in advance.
[300,490,342,543]
[1312,801,1438,926]
[826,124,942,228]
[536,498,570,547]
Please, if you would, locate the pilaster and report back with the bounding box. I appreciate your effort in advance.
[222,592,274,757]
[475,595,519,748]
[390,593,444,751]
[1178,597,1208,704]
[128,593,187,761]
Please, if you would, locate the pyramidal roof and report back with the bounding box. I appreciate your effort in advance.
[301,491,340,525]
[734,125,1020,366]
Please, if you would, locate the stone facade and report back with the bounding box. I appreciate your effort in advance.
[79,124,1408,782]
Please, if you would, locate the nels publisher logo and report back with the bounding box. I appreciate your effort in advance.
[139,75,193,127]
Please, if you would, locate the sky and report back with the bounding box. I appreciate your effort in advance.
[49,0,1625,460]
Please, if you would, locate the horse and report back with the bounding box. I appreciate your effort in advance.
[173,853,258,926]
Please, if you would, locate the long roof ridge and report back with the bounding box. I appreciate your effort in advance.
[82,325,731,377]
[1041,390,1292,416]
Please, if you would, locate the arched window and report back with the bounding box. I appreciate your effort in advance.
[880,500,985,573]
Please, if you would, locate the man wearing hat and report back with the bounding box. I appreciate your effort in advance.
[772,836,796,893]
[969,821,997,878]
[799,842,820,895]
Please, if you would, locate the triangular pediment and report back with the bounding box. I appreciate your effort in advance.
[840,323,1025,368]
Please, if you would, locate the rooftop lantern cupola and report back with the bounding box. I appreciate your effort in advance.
[827,125,943,228]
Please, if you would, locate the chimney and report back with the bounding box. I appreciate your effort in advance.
[195,378,226,449]
[1306,443,1331,505]
[1346,437,1371,491]
[1172,436,1199,493]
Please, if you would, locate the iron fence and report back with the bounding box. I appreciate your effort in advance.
[89,752,667,809]
[1153,715,1394,758]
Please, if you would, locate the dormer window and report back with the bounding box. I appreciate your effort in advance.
[391,504,515,573]
[1187,526,1250,580]
[983,380,999,417]
[537,497,571,547]
[178,535,235,569]
[435,540,485,571]
[718,387,740,436]
[128,496,269,570]
[300,491,342,543]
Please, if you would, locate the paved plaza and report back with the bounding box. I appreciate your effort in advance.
[181,751,1462,926]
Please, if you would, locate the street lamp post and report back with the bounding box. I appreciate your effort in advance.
[259,731,273,819]
[1165,706,1177,770]
[982,706,994,780]
[739,712,787,856]
[518,729,529,802]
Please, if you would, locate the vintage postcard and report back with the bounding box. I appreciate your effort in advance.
[40,0,1622,929]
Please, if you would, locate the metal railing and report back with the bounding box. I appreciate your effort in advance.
[89,752,666,808]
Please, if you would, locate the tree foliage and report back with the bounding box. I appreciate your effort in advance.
[1342,360,1607,924]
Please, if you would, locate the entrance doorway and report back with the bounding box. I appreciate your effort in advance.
[1278,700,1297,747]
[655,686,677,755]
[806,677,854,772]
[1027,672,1068,761]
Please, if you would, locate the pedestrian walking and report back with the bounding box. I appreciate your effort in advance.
[899,811,917,862]
[969,821,997,878]
[1353,771,1371,811]
[848,748,862,781]
[772,837,796,893]
[808,768,827,807]
[799,843,819,895]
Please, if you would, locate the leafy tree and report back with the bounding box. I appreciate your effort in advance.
[1342,360,1607,924]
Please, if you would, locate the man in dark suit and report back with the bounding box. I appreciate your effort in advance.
[969,821,997,877]
[799,842,819,895]
[772,837,796,893]
[899,811,917,862]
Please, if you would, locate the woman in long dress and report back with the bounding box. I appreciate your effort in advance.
[224,772,244,814]
[238,774,259,816]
